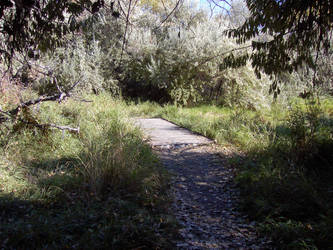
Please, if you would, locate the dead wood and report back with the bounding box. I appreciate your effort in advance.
[0,79,82,134]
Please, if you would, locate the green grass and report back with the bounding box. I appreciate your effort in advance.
[128,102,280,150]
[2,90,332,249]
[127,97,333,249]
[0,93,176,249]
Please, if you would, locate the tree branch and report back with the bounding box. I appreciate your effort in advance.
[37,123,80,133]
[160,0,182,26]
[119,0,133,64]
[1,105,80,134]
[196,44,252,68]
[8,78,81,116]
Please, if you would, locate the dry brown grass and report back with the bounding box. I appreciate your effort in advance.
[0,71,22,109]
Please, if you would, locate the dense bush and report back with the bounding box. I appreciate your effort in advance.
[33,37,119,96]
[118,4,271,107]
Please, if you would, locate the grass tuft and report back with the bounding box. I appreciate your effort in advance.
[0,93,176,249]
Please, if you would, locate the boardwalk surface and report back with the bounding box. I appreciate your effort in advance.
[135,118,272,249]
[135,118,213,147]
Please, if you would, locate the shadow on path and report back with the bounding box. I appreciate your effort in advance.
[156,145,271,249]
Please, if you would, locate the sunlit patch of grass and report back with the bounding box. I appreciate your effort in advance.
[0,159,30,195]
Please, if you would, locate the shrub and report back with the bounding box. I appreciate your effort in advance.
[34,39,120,96]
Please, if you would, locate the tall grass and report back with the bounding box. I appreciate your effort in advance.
[0,93,175,249]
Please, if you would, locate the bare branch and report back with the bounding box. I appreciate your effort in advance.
[120,0,133,63]
[1,105,80,133]
[0,108,11,118]
[160,0,182,26]
[210,0,231,9]
[43,123,80,133]
[197,44,252,68]
[8,78,82,116]
[72,97,93,103]
[206,0,231,17]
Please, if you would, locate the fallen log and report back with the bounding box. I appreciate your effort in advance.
[8,79,81,116]
[1,78,82,133]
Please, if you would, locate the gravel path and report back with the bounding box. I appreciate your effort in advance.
[135,118,272,249]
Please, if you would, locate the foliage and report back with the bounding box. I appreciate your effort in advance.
[35,39,120,95]
[0,0,123,102]
[113,3,272,107]
[139,0,176,13]
[0,0,111,64]
[4,0,327,108]
[228,0,333,81]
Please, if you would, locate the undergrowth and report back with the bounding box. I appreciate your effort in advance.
[128,97,333,249]
[0,93,176,249]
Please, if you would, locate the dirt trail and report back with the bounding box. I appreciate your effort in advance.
[135,118,272,249]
